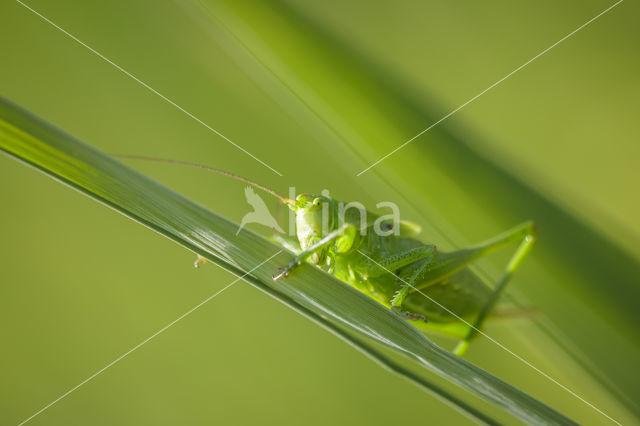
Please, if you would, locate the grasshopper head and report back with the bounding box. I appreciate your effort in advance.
[293,194,337,258]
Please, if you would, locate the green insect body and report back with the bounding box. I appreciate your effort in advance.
[272,193,535,356]
[117,155,536,356]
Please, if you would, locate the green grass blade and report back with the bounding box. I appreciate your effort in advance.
[243,277,500,426]
[0,96,576,424]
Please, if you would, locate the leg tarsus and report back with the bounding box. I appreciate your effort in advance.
[272,260,300,281]
[391,306,428,323]
[194,255,208,269]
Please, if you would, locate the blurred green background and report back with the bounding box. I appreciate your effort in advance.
[1,0,639,424]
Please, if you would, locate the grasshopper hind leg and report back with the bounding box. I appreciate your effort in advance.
[453,222,536,356]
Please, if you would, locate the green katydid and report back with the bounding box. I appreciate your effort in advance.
[117,154,536,356]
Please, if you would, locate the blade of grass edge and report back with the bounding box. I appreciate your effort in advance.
[0,96,576,425]
[243,275,500,426]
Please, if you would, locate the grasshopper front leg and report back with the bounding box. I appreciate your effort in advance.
[272,224,356,281]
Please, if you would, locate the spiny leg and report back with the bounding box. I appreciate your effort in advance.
[363,245,436,278]
[272,224,356,281]
[357,245,436,321]
[389,256,435,323]
[453,222,536,356]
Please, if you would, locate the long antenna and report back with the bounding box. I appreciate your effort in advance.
[113,154,294,204]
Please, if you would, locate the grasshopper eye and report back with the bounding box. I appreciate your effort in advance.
[312,197,321,206]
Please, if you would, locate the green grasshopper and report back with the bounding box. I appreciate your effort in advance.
[119,155,536,356]
[271,194,534,356]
